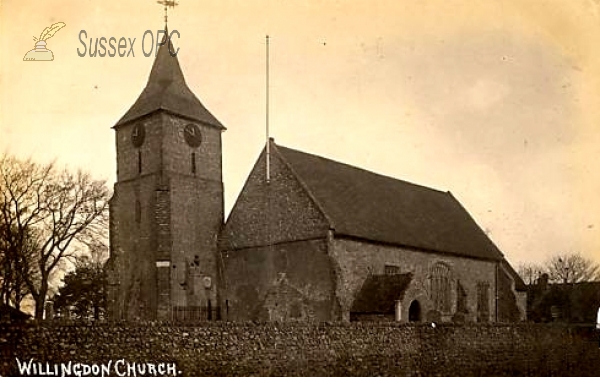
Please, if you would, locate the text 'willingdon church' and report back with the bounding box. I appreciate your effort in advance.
[106,30,527,323]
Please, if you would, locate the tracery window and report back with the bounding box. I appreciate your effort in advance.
[430,262,452,313]
[477,282,490,322]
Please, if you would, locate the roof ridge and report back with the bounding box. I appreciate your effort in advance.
[275,144,449,196]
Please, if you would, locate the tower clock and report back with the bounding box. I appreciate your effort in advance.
[184,123,202,147]
[131,123,146,147]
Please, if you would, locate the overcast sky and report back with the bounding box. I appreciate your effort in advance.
[1,0,599,268]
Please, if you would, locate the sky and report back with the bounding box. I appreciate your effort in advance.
[1,0,599,269]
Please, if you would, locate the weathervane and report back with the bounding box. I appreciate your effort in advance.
[156,0,178,27]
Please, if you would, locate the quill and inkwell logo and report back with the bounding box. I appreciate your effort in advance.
[23,22,66,61]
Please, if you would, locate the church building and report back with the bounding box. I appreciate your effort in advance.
[106,30,526,323]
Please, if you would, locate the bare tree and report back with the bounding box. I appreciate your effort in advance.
[0,156,50,311]
[517,262,545,285]
[0,222,36,310]
[0,154,110,320]
[545,252,600,284]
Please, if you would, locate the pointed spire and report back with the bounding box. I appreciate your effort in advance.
[144,28,185,90]
[115,28,224,129]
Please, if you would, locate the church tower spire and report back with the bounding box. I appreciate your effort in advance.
[115,31,224,130]
[107,21,225,321]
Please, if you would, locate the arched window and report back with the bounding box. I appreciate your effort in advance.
[430,262,452,313]
[477,282,490,322]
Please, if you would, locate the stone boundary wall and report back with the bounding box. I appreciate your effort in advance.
[0,322,598,376]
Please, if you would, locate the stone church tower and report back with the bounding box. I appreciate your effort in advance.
[106,31,225,321]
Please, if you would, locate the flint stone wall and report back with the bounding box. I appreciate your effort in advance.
[0,322,597,377]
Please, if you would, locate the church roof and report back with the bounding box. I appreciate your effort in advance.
[501,259,527,291]
[351,273,412,314]
[0,303,30,322]
[115,30,224,129]
[274,142,504,261]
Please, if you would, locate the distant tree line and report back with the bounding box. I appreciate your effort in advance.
[0,154,110,320]
[518,252,600,285]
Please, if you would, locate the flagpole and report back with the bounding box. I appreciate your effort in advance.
[266,35,270,183]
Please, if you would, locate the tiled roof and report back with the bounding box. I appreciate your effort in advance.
[501,259,527,291]
[115,31,224,129]
[351,274,412,314]
[0,303,30,321]
[275,143,504,261]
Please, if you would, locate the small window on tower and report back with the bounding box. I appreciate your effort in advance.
[135,200,141,223]
[191,152,196,174]
[138,151,142,174]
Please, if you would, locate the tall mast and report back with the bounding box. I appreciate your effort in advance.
[266,35,271,183]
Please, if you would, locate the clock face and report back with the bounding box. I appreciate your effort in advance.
[131,123,146,147]
[184,123,202,148]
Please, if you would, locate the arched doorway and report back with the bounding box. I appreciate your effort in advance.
[409,300,421,322]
